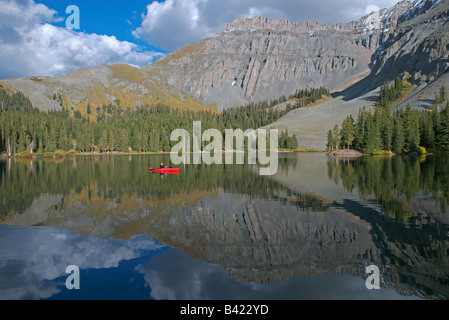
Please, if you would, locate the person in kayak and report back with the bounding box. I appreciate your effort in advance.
[160,162,166,169]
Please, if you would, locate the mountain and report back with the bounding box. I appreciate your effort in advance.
[0,63,212,115]
[369,0,449,109]
[262,0,449,150]
[144,0,437,111]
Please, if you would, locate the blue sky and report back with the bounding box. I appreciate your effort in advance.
[35,0,166,53]
[0,0,402,79]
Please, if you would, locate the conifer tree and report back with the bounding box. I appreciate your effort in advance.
[420,113,435,149]
[392,116,405,154]
[354,107,369,150]
[437,104,449,151]
[98,130,108,152]
[340,116,355,150]
[149,126,160,152]
[327,129,334,151]
[287,134,298,150]
[404,105,420,152]
[364,114,381,154]
[332,125,341,150]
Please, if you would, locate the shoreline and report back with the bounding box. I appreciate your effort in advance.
[328,149,447,157]
[3,149,447,160]
[0,148,323,159]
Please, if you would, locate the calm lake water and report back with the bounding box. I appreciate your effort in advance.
[0,153,448,300]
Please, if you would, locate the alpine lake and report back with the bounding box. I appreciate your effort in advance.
[1,152,448,300]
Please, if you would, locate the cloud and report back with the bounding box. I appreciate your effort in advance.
[133,0,402,52]
[0,225,163,300]
[0,0,163,79]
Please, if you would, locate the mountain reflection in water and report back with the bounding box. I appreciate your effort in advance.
[0,153,448,299]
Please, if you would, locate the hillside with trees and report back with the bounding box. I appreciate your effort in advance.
[328,83,449,154]
[0,86,315,156]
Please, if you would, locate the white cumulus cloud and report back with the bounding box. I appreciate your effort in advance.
[0,0,163,79]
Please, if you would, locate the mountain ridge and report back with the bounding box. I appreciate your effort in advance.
[143,0,444,111]
[0,63,213,116]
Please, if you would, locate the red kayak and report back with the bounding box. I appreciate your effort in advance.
[149,167,180,174]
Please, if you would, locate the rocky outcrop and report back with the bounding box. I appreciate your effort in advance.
[260,0,448,149]
[145,21,374,110]
[369,0,449,88]
[144,1,423,110]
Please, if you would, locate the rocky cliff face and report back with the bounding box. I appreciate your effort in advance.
[369,0,449,88]
[252,0,448,150]
[144,1,423,110]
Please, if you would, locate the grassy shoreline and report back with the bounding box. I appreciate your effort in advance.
[328,148,449,157]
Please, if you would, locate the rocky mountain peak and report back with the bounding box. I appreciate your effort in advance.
[145,0,444,110]
[219,16,319,34]
[369,0,449,88]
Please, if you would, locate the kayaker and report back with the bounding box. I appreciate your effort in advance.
[160,162,166,169]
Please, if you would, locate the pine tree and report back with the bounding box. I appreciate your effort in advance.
[108,129,116,152]
[17,131,26,153]
[60,125,71,151]
[280,130,289,149]
[287,134,298,150]
[364,114,381,154]
[160,127,170,152]
[420,114,435,149]
[117,128,129,152]
[382,114,394,151]
[332,125,341,150]
[327,129,334,151]
[98,130,108,152]
[436,104,449,151]
[394,76,403,93]
[149,126,160,152]
[374,106,393,151]
[340,116,355,150]
[354,107,369,150]
[392,116,405,154]
[402,104,419,152]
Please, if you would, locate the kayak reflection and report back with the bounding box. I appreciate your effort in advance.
[156,172,181,179]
